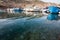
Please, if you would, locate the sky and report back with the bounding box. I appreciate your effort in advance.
[41,0,60,4]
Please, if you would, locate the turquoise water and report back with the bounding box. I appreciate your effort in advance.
[0,16,60,40]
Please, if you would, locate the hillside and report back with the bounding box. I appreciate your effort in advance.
[0,0,59,8]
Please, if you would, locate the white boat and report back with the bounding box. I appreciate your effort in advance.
[42,8,49,15]
[7,8,23,13]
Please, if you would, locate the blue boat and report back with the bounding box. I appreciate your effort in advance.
[13,8,23,13]
[47,6,59,20]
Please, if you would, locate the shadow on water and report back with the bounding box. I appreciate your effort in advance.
[0,12,60,40]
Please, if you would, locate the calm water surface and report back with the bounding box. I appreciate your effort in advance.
[0,12,60,40]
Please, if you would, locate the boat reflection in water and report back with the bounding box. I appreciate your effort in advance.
[0,11,60,40]
[0,11,43,19]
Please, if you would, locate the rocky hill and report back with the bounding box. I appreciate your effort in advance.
[0,0,59,8]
